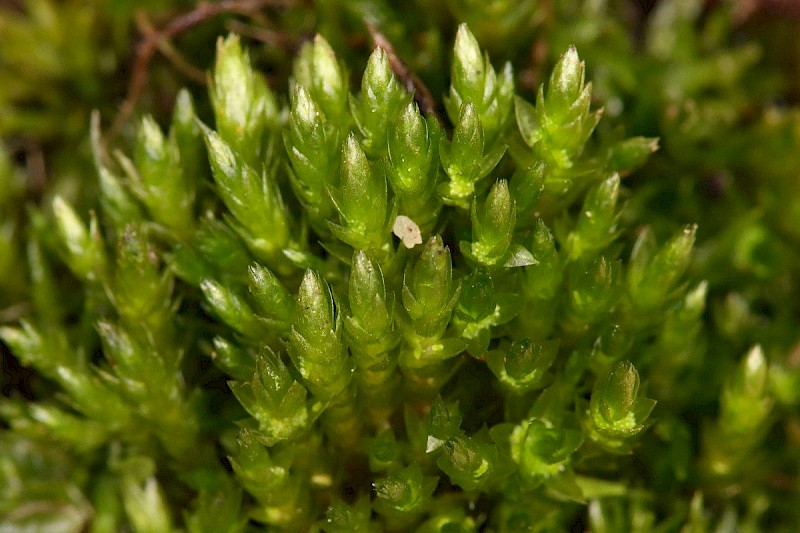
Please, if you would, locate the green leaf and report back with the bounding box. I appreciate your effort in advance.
[548,46,584,113]
[328,134,391,250]
[628,224,697,312]
[288,270,352,400]
[510,161,547,216]
[605,136,659,174]
[567,256,621,326]
[317,495,377,533]
[211,34,278,168]
[229,348,315,445]
[487,339,557,394]
[503,245,537,268]
[248,262,293,333]
[293,35,349,126]
[447,24,514,146]
[211,336,256,381]
[566,174,622,261]
[588,361,656,450]
[522,220,562,300]
[134,115,193,236]
[347,250,393,336]
[440,103,505,208]
[513,417,583,480]
[52,196,106,282]
[200,279,265,340]
[466,180,516,267]
[204,129,291,265]
[374,464,438,517]
[285,84,341,228]
[351,47,408,157]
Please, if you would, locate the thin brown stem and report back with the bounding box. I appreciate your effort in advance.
[136,13,207,84]
[365,21,442,126]
[0,302,32,324]
[105,0,294,147]
[225,19,300,50]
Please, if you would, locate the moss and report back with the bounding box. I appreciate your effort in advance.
[2,1,800,530]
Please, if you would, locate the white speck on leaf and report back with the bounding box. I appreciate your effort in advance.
[393,215,423,248]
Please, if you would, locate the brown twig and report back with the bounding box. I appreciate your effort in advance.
[0,0,24,12]
[734,0,800,24]
[225,19,300,50]
[365,21,442,126]
[518,37,548,92]
[106,0,294,147]
[136,12,207,85]
[0,302,33,324]
[19,139,47,200]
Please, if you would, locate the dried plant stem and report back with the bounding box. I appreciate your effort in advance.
[365,22,442,125]
[106,0,295,147]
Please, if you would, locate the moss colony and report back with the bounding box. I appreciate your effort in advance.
[2,1,800,531]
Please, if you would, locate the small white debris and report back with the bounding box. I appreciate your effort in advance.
[393,215,423,249]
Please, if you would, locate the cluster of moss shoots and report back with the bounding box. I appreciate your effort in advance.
[0,21,775,532]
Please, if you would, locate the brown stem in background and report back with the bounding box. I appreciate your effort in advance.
[518,37,549,92]
[0,302,32,324]
[365,21,443,126]
[0,0,24,12]
[105,0,295,147]
[518,0,552,93]
[225,19,300,50]
[733,0,800,24]
[19,139,47,200]
[136,13,208,85]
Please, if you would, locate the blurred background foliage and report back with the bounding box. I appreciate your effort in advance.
[2,0,800,530]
